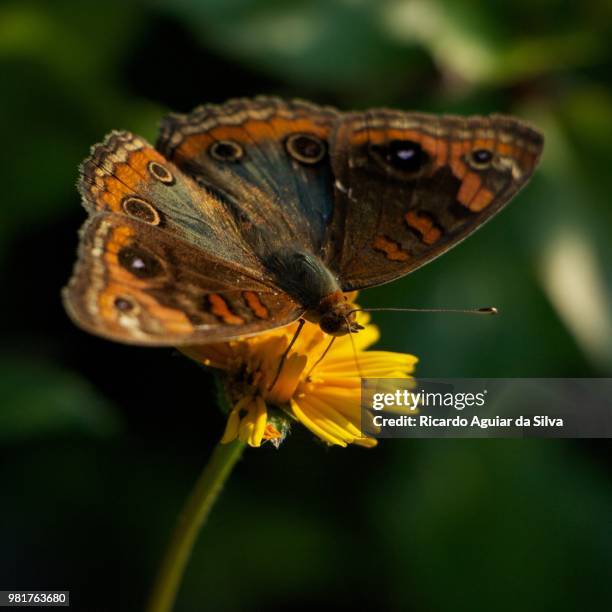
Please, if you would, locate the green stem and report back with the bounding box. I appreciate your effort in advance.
[146,439,246,612]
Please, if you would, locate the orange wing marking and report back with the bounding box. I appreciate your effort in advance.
[243,291,270,319]
[208,294,245,325]
[372,236,411,261]
[404,211,442,245]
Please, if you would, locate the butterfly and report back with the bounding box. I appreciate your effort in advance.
[63,97,543,345]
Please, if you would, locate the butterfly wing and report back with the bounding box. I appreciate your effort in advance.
[156,96,339,259]
[63,214,303,345]
[327,111,544,290]
[78,129,263,272]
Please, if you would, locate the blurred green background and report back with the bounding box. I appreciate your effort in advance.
[1,0,611,610]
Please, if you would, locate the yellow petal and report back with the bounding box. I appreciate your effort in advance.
[266,353,308,404]
[250,396,268,447]
[303,393,364,439]
[290,399,347,446]
[220,396,252,443]
[220,409,241,444]
[237,398,258,445]
[318,352,417,377]
[306,386,361,420]
[330,325,381,355]
[353,436,378,448]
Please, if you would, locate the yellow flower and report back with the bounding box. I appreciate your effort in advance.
[181,308,417,448]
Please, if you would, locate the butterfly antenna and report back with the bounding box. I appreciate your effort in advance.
[349,306,499,316]
[305,336,336,380]
[268,318,305,392]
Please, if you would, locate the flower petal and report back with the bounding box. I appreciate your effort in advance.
[330,324,381,355]
[266,353,307,404]
[290,399,348,446]
[302,393,364,439]
[250,396,268,447]
[220,409,241,444]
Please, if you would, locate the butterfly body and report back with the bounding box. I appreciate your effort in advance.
[257,248,357,334]
[63,97,543,345]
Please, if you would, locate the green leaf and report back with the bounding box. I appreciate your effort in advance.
[0,358,122,443]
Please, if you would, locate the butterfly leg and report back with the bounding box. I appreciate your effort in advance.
[268,318,306,392]
[305,336,337,380]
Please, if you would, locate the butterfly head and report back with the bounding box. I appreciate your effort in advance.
[305,291,364,336]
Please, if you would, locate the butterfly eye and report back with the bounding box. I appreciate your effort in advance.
[147,161,175,184]
[468,149,494,169]
[372,140,430,174]
[285,133,327,164]
[122,196,161,226]
[114,296,137,313]
[118,246,163,279]
[209,140,244,162]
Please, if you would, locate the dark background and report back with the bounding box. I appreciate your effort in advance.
[1,1,611,610]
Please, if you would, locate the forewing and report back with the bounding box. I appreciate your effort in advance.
[327,111,544,290]
[78,130,261,272]
[157,96,339,258]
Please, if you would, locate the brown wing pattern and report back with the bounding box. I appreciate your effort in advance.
[62,214,303,345]
[78,129,262,271]
[157,96,339,258]
[327,111,544,290]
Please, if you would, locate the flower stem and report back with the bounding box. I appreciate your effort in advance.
[146,439,246,612]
